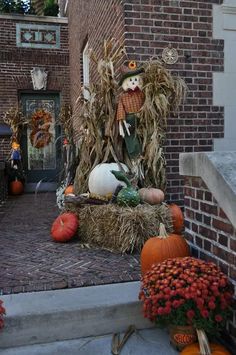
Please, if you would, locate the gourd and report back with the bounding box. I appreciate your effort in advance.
[88,163,129,196]
[9,179,24,195]
[51,212,78,242]
[181,329,231,355]
[111,170,140,207]
[140,223,190,274]
[64,185,74,195]
[169,203,184,234]
[139,188,164,205]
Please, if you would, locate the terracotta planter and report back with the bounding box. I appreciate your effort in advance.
[169,325,197,351]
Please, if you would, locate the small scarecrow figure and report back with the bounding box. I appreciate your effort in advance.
[10,141,22,169]
[116,61,145,177]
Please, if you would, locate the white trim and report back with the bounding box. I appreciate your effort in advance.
[222,5,236,15]
[0,14,68,23]
[83,42,90,100]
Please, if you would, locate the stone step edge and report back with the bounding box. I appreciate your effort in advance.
[0,281,153,348]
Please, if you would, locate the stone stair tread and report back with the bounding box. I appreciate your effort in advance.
[0,282,154,348]
[0,328,178,355]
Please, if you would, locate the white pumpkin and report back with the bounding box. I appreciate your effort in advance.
[88,163,129,196]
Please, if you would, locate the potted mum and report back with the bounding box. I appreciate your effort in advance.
[139,257,234,351]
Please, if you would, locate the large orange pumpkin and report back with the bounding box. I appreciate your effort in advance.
[169,203,184,234]
[64,185,74,195]
[139,188,164,205]
[140,223,190,274]
[9,179,24,195]
[181,342,231,355]
[51,212,78,242]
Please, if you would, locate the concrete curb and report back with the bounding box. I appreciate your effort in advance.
[0,281,153,348]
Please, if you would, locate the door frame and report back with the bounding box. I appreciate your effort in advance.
[19,91,61,186]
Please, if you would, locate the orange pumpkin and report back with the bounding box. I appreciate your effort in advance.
[64,185,74,195]
[140,223,190,274]
[139,188,164,205]
[169,203,184,234]
[51,212,79,243]
[181,329,231,355]
[9,179,24,195]
[181,342,231,355]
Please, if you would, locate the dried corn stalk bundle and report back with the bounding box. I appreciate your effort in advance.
[59,104,77,185]
[3,107,26,143]
[74,39,125,194]
[137,60,188,190]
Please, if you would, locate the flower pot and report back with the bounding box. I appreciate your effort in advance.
[169,325,197,351]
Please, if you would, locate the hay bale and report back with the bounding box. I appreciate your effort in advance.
[66,203,173,253]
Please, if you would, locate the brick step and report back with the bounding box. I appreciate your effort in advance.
[0,282,153,349]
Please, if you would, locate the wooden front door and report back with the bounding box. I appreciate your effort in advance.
[21,93,61,184]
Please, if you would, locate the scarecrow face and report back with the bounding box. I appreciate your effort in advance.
[122,74,143,92]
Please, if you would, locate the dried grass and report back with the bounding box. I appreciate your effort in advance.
[66,203,173,253]
[3,107,27,143]
[73,39,125,194]
[137,60,188,190]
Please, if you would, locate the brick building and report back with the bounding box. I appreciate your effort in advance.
[0,13,70,189]
[67,0,227,204]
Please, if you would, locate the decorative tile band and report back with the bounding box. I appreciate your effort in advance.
[16,23,60,49]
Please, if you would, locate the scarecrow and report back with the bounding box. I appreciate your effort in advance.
[10,141,22,169]
[116,61,145,178]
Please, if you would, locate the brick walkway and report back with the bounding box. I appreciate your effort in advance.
[0,193,140,295]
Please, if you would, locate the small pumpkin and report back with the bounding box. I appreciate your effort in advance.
[64,185,74,195]
[168,203,184,234]
[111,170,140,207]
[140,223,190,274]
[9,179,24,195]
[139,188,164,205]
[51,212,78,242]
[88,163,129,196]
[181,329,231,355]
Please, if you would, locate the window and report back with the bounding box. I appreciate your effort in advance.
[82,41,90,100]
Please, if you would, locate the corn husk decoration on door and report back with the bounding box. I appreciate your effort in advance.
[73,39,187,194]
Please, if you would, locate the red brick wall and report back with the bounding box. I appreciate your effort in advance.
[68,0,225,204]
[0,16,70,159]
[68,0,125,136]
[124,0,224,203]
[184,176,236,343]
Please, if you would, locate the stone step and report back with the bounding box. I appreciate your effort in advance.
[0,281,153,349]
[0,329,179,355]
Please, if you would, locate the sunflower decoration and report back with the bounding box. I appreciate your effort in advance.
[30,109,53,149]
[128,61,137,70]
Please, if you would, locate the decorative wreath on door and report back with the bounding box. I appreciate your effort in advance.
[30,109,53,149]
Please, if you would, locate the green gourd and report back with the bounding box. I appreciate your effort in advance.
[111,170,140,207]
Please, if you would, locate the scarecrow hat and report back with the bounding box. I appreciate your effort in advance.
[119,61,144,86]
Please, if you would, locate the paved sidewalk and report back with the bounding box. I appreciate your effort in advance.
[0,193,140,295]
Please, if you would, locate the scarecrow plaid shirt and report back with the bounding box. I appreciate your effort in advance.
[116,88,145,121]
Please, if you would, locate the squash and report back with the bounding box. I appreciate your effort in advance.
[181,329,231,355]
[169,203,184,234]
[51,212,78,242]
[181,343,231,355]
[88,163,129,196]
[139,188,164,205]
[9,179,24,195]
[140,223,190,274]
[64,185,74,195]
[111,170,140,207]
